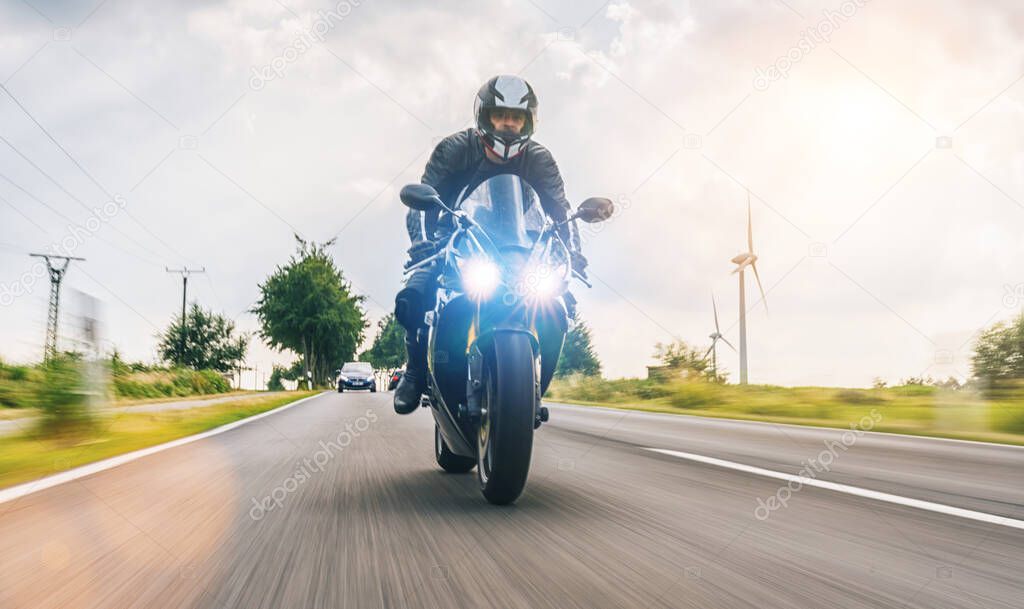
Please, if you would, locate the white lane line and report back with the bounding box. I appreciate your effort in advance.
[645,447,1024,531]
[0,392,330,506]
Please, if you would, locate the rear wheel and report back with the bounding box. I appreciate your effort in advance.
[477,332,536,505]
[435,424,475,473]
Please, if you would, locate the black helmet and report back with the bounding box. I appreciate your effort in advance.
[474,75,538,161]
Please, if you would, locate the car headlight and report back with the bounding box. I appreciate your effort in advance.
[459,256,501,298]
[338,375,349,382]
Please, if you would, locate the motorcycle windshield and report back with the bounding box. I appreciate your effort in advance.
[458,175,544,250]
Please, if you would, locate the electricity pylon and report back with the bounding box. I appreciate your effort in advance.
[30,253,85,360]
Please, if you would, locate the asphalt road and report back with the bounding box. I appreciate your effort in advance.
[1,391,1021,608]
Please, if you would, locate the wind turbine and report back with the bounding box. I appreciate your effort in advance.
[730,191,767,384]
[704,294,735,381]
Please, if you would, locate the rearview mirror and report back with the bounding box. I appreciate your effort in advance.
[574,197,614,223]
[400,184,442,211]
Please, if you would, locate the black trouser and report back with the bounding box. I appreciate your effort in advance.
[394,266,438,375]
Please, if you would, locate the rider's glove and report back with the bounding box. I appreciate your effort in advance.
[405,239,437,269]
[570,251,588,279]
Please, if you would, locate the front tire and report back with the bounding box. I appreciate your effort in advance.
[435,424,475,473]
[477,332,536,505]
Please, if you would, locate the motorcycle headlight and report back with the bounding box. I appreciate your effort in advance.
[521,263,566,299]
[459,256,501,298]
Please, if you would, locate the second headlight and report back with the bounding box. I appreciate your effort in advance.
[460,256,501,298]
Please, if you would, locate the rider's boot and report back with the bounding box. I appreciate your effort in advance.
[394,331,428,415]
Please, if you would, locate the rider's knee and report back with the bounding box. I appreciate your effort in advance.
[394,287,424,331]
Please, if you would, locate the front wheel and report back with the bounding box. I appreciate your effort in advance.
[477,332,537,505]
[435,424,475,473]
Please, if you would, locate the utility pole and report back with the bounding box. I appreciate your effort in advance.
[30,254,85,361]
[166,267,205,366]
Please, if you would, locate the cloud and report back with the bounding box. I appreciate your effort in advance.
[1,0,1023,387]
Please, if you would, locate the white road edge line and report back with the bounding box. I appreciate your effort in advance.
[645,447,1024,531]
[0,392,330,506]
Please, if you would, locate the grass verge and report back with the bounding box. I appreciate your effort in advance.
[545,377,1024,446]
[0,391,317,490]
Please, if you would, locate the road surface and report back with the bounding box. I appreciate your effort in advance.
[0,392,1021,608]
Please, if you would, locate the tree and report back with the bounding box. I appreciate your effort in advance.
[157,303,248,373]
[267,366,286,391]
[252,237,367,386]
[35,354,95,436]
[360,314,406,371]
[972,313,1024,385]
[555,319,601,377]
[653,339,709,380]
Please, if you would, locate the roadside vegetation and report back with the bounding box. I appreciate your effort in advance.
[0,391,316,489]
[546,312,1024,445]
[253,236,368,388]
[1,354,234,412]
[546,376,1024,444]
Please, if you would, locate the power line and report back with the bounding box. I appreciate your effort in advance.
[0,132,177,264]
[0,192,47,233]
[0,84,193,264]
[0,170,164,267]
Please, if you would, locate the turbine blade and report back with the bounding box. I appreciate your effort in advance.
[712,294,720,331]
[703,344,715,360]
[752,262,768,313]
[721,336,737,351]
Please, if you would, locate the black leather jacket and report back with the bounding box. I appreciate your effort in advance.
[405,128,581,252]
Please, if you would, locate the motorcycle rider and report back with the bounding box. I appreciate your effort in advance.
[393,74,586,414]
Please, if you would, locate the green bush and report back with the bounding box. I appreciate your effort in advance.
[991,404,1024,434]
[892,384,937,397]
[0,380,37,409]
[633,380,672,400]
[835,389,884,404]
[665,381,715,409]
[110,368,230,399]
[113,378,161,399]
[35,357,95,435]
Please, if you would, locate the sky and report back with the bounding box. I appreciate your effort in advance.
[1,0,1023,387]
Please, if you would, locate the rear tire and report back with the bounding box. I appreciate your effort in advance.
[435,424,475,473]
[477,332,536,505]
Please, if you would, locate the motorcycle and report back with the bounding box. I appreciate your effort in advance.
[400,174,612,504]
